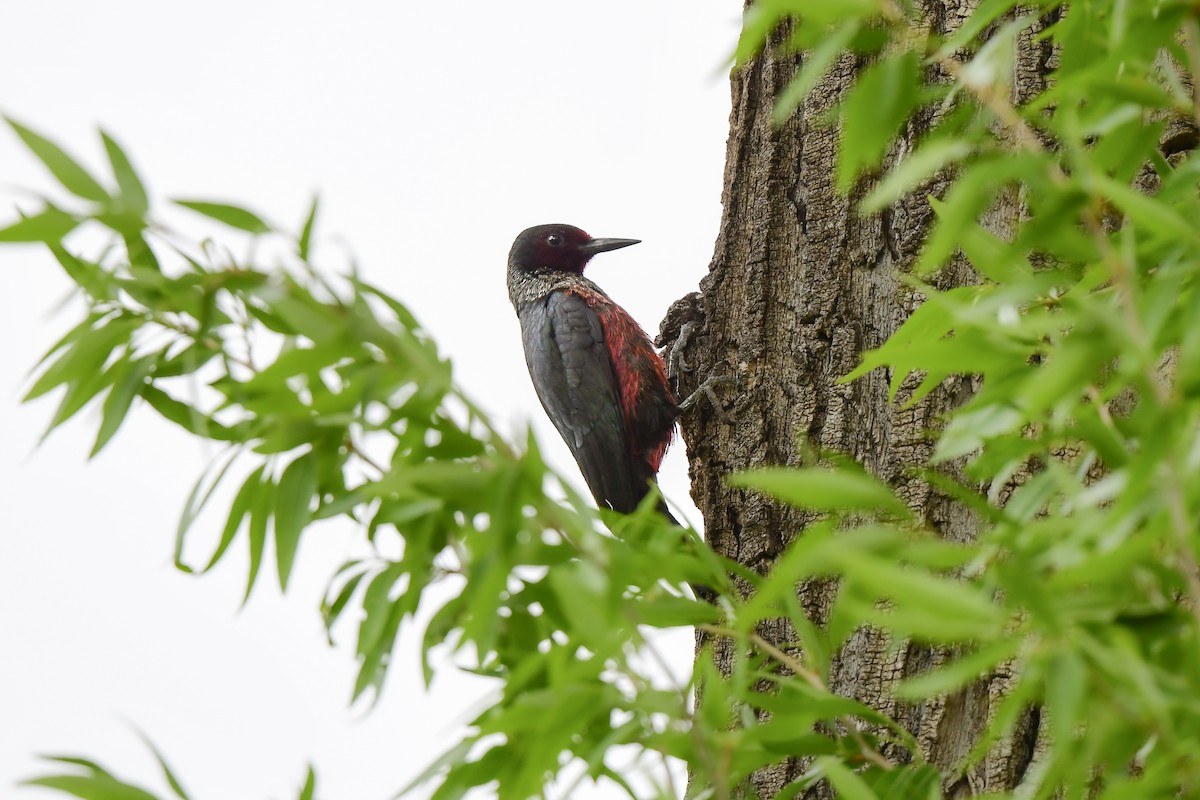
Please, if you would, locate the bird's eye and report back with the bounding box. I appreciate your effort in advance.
[546,234,563,247]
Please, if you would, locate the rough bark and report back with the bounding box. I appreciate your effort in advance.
[659,2,1061,796]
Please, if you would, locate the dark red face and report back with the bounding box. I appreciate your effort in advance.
[509,223,640,274]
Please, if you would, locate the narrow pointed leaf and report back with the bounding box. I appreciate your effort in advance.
[0,206,79,243]
[274,452,316,590]
[132,731,191,800]
[203,464,266,572]
[298,766,316,800]
[6,117,109,202]
[245,471,276,604]
[173,199,271,233]
[101,131,148,215]
[91,357,154,457]
[298,195,318,260]
[173,448,241,573]
[22,774,160,800]
[729,467,910,518]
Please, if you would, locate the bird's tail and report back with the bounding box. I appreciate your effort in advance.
[657,498,681,527]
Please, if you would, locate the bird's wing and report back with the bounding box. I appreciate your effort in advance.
[520,290,643,513]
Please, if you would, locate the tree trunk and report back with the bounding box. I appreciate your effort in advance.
[661,3,1058,796]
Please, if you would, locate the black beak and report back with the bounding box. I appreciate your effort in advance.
[580,237,641,255]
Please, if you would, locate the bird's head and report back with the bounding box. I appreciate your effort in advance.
[508,224,640,275]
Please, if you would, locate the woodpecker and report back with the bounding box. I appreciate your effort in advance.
[507,223,679,523]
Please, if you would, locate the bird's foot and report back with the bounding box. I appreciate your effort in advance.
[667,321,697,383]
[678,372,735,423]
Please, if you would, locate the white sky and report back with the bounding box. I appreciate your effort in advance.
[0,2,736,799]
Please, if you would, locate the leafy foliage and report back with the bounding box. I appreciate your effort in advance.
[0,119,731,798]
[734,0,1200,796]
[22,743,315,800]
[9,0,1200,796]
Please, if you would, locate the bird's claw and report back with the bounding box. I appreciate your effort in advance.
[678,372,736,423]
[667,321,697,384]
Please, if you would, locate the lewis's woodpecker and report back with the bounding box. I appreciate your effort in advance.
[507,223,679,522]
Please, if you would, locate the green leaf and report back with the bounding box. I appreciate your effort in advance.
[915,153,1044,273]
[638,595,723,628]
[896,637,1023,698]
[6,117,109,202]
[729,467,910,518]
[174,448,241,573]
[173,199,271,233]
[837,553,1004,641]
[1046,651,1087,754]
[298,195,318,260]
[203,464,265,572]
[245,470,276,604]
[132,732,191,800]
[947,200,1035,283]
[50,246,115,299]
[321,565,370,634]
[773,22,861,125]
[23,774,161,800]
[934,403,1025,462]
[25,315,135,409]
[140,386,237,441]
[812,756,877,800]
[548,561,611,637]
[40,757,114,778]
[861,138,973,213]
[0,206,79,243]
[838,51,921,193]
[100,131,148,215]
[297,765,316,800]
[43,360,117,439]
[862,765,941,800]
[932,0,1020,60]
[1092,172,1198,245]
[91,356,154,457]
[274,451,317,590]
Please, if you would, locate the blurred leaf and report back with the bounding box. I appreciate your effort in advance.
[861,138,973,213]
[101,131,148,215]
[934,403,1025,462]
[91,357,154,457]
[773,22,860,125]
[173,199,271,233]
[140,386,237,441]
[0,206,79,243]
[131,733,190,800]
[838,51,921,193]
[1046,651,1087,754]
[897,637,1022,698]
[812,755,877,800]
[23,774,161,800]
[836,553,1003,641]
[274,451,317,590]
[933,0,1020,59]
[862,764,941,800]
[297,765,316,800]
[638,595,723,628]
[938,198,1034,283]
[298,195,318,260]
[730,467,910,518]
[202,464,265,572]
[6,117,109,202]
[174,448,241,573]
[245,469,276,603]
